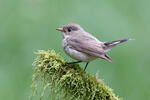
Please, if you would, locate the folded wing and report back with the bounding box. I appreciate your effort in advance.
[67,36,112,62]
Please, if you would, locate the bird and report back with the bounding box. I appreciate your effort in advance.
[56,24,133,71]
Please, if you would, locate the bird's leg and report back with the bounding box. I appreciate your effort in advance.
[67,61,82,64]
[84,62,89,71]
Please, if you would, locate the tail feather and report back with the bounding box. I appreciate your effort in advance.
[104,54,112,62]
[102,38,133,62]
[103,38,133,50]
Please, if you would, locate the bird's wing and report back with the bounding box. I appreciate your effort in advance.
[67,36,112,62]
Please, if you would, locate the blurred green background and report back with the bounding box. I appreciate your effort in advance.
[0,0,150,100]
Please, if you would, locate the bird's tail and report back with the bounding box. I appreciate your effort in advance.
[103,38,133,51]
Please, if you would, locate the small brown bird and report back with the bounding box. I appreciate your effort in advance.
[56,24,132,71]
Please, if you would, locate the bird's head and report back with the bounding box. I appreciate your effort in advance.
[56,24,84,37]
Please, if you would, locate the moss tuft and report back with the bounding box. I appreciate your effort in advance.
[31,50,121,100]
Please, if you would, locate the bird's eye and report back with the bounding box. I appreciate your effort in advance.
[68,28,71,32]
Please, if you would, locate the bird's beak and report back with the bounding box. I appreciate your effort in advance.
[56,28,64,32]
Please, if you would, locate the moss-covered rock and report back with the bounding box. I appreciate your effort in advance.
[31,50,121,100]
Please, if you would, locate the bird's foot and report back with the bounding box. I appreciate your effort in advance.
[66,61,82,64]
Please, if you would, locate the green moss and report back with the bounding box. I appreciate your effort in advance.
[31,50,121,100]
